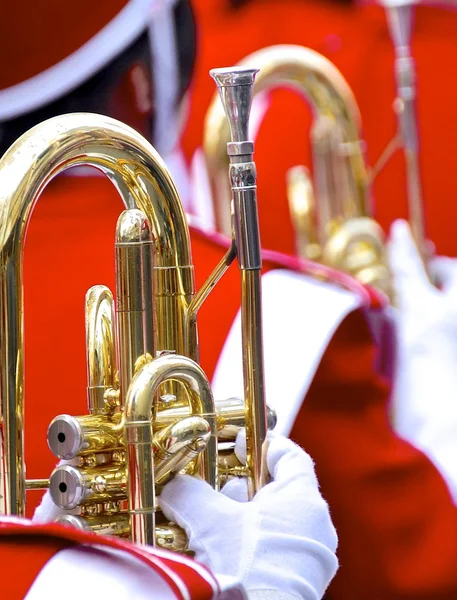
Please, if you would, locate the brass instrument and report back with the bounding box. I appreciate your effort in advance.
[204,44,391,298]
[0,66,270,548]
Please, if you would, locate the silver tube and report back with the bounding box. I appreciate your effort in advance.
[210,67,269,499]
[385,2,427,260]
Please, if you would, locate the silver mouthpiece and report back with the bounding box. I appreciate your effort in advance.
[210,67,259,144]
[384,2,414,52]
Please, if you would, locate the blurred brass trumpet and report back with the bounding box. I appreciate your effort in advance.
[0,64,271,551]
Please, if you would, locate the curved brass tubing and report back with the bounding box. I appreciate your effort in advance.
[204,45,390,298]
[2,72,272,548]
[286,165,320,261]
[124,353,217,545]
[322,218,391,297]
[85,286,118,415]
[204,44,370,239]
[0,113,195,516]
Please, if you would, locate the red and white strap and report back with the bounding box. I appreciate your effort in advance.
[0,517,219,600]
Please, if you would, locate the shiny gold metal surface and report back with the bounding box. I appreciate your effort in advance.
[286,166,320,261]
[1,107,274,549]
[0,113,195,519]
[24,479,50,491]
[124,353,217,544]
[85,286,118,415]
[155,522,190,553]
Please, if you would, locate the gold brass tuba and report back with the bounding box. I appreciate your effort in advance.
[0,67,270,548]
[204,44,391,298]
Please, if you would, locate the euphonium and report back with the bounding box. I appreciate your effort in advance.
[0,66,270,549]
[204,44,391,298]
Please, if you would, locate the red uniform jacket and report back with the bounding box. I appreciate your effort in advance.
[183,0,457,257]
[21,175,457,599]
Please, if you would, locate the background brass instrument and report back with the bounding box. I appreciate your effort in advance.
[204,27,431,297]
[204,44,391,298]
[0,66,271,549]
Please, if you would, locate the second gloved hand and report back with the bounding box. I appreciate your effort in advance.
[388,219,457,501]
[160,433,338,600]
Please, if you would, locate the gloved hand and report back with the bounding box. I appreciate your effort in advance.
[388,219,457,501]
[388,219,457,351]
[160,432,338,600]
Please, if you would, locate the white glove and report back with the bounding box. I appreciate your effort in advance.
[388,219,457,502]
[160,433,338,600]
